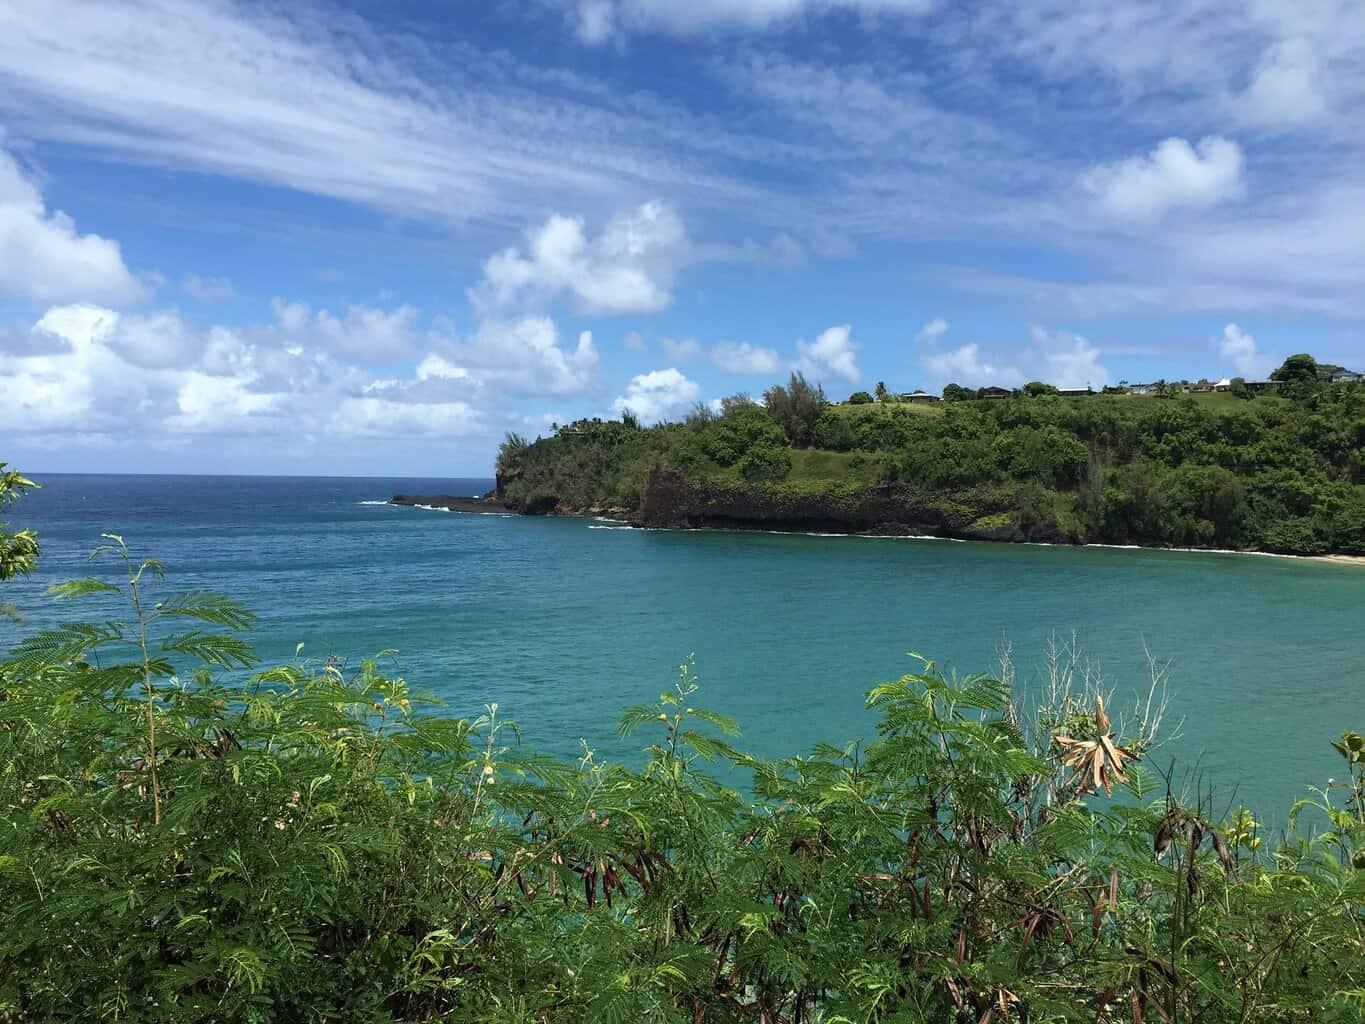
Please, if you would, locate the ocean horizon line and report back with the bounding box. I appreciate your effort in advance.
[16,470,497,482]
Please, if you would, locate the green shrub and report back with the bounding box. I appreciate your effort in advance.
[942,382,975,402]
[0,464,39,583]
[679,407,787,469]
[736,442,792,482]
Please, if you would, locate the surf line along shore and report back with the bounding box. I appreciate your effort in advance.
[387,493,1365,566]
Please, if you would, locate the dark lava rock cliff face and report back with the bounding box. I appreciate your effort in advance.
[634,466,1078,544]
[411,468,1077,545]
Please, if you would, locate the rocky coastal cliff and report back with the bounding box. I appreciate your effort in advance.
[632,466,1078,543]
[396,468,1079,544]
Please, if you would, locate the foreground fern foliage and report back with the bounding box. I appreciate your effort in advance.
[0,544,1361,1022]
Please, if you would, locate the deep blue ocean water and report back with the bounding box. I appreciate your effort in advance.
[5,473,1363,817]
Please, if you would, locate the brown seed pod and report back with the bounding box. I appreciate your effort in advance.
[1209,829,1238,878]
[1154,818,1174,857]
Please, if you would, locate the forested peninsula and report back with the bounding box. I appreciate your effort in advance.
[477,353,1365,556]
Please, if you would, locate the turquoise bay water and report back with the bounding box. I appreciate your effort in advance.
[5,473,1363,816]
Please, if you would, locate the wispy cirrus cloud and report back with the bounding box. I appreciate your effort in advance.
[181,274,235,302]
[566,0,935,44]
[5,0,1365,325]
[0,0,776,228]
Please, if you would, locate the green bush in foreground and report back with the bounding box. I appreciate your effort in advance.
[1,543,1362,1023]
[0,464,39,584]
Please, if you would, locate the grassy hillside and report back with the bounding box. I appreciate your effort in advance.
[827,399,945,419]
[497,361,1365,555]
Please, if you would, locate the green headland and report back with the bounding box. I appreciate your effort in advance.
[489,353,1365,556]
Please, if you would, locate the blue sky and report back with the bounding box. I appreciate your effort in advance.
[1,0,1362,476]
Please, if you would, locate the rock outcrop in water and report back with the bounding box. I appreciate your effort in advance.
[392,491,634,519]
[390,493,511,514]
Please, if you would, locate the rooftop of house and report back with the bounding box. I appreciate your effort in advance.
[834,366,1361,406]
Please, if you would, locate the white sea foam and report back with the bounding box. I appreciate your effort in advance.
[651,525,962,542]
[356,500,390,506]
[585,522,961,541]
[751,529,962,542]
[391,502,1349,564]
[1026,540,1305,561]
[417,505,514,517]
[868,534,964,542]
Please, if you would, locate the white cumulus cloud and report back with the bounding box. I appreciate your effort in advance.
[1029,325,1109,387]
[0,147,145,305]
[913,317,948,343]
[475,201,687,316]
[611,367,700,422]
[415,353,474,382]
[269,298,416,360]
[448,317,601,396]
[796,324,860,382]
[711,341,781,375]
[2,304,273,437]
[0,301,495,444]
[1082,136,1245,221]
[166,371,283,434]
[0,184,758,461]
[1217,323,1272,377]
[110,310,204,369]
[923,343,1023,388]
[0,193,668,460]
[922,327,1110,389]
[328,396,479,439]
